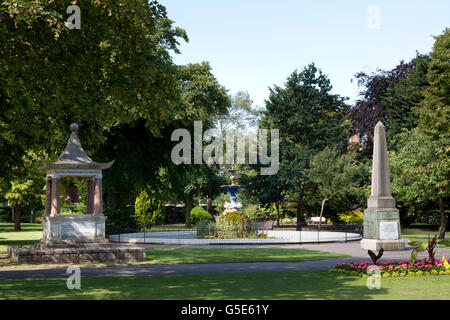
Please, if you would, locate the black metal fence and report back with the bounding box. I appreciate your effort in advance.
[106,222,363,244]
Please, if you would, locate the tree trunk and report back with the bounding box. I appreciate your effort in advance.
[206,197,213,214]
[438,195,447,240]
[275,202,280,227]
[296,182,304,231]
[30,208,35,223]
[318,198,328,232]
[14,204,21,231]
[106,192,119,210]
[11,205,15,222]
[185,196,193,228]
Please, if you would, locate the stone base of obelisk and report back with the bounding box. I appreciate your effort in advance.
[360,208,407,251]
[360,238,408,251]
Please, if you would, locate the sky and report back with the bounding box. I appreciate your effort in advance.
[161,0,450,108]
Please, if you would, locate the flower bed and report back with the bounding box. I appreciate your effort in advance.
[331,258,450,278]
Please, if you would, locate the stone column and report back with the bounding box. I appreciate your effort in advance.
[87,178,94,214]
[50,177,60,215]
[45,178,52,215]
[93,178,103,215]
[367,121,395,209]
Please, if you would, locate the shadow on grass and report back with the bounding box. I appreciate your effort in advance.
[0,240,40,246]
[0,271,389,300]
[0,223,42,233]
[144,248,349,264]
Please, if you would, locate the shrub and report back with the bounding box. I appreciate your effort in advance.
[244,204,265,221]
[338,210,364,224]
[105,205,138,228]
[134,189,165,228]
[196,220,217,238]
[191,206,212,224]
[213,193,230,214]
[216,211,254,238]
[280,217,297,224]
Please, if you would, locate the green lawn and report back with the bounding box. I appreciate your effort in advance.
[0,270,448,300]
[145,248,349,264]
[0,223,42,256]
[0,223,349,267]
[402,236,450,249]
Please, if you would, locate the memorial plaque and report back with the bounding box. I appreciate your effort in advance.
[61,221,96,239]
[379,221,398,240]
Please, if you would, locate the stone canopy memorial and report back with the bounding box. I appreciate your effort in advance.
[8,124,145,264]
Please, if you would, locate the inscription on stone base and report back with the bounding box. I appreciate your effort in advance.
[379,221,398,240]
[61,221,96,240]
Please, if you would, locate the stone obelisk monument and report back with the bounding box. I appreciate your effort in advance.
[360,121,407,251]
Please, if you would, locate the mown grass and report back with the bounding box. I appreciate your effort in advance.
[0,223,349,267]
[0,270,448,300]
[404,237,450,249]
[0,223,42,257]
[144,248,349,264]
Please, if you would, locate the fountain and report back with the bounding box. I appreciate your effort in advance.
[221,168,243,213]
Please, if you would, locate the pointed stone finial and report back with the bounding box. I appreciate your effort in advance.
[367,121,396,209]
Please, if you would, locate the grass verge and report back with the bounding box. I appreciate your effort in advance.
[0,270,448,300]
[144,248,349,264]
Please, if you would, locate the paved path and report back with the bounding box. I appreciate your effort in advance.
[1,242,449,281]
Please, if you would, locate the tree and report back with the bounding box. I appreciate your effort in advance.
[0,0,187,179]
[244,169,285,226]
[390,130,449,239]
[308,147,367,229]
[391,28,450,239]
[262,63,350,230]
[163,62,230,227]
[415,28,449,143]
[134,189,165,229]
[349,56,425,150]
[5,180,34,230]
[215,91,262,136]
[4,150,45,230]
[167,164,226,228]
[382,54,430,142]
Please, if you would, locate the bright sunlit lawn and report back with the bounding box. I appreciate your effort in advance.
[0,270,449,300]
[145,248,349,264]
[0,223,42,257]
[0,223,349,266]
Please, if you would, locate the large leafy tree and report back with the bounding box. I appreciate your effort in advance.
[415,28,449,144]
[308,147,367,228]
[163,164,226,227]
[215,91,262,136]
[4,151,45,230]
[167,62,230,227]
[261,63,350,229]
[1,1,236,228]
[390,130,449,239]
[382,54,430,142]
[349,55,429,150]
[0,0,187,176]
[394,28,450,239]
[96,61,230,224]
[390,29,449,239]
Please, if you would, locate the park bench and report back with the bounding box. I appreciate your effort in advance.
[309,217,326,225]
[255,221,274,231]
